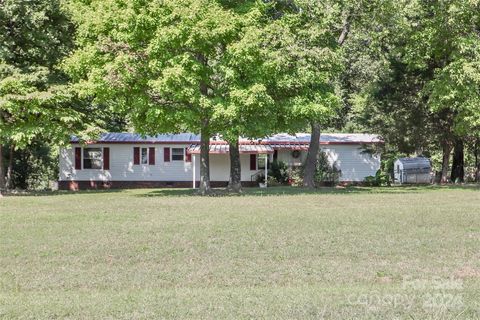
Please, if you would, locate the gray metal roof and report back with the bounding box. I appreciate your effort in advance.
[72,132,382,144]
[396,157,431,171]
[189,144,274,154]
[72,132,200,143]
[265,133,382,144]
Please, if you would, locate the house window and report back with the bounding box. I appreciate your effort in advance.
[141,148,148,164]
[171,148,185,161]
[257,156,266,170]
[397,165,400,174]
[83,148,102,169]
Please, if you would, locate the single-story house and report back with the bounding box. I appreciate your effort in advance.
[58,132,382,190]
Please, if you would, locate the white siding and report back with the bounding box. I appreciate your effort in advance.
[206,154,263,182]
[276,145,380,182]
[277,150,306,166]
[394,159,403,183]
[60,144,194,182]
[60,145,265,182]
[60,144,380,183]
[321,145,380,182]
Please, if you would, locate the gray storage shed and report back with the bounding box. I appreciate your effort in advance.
[394,157,432,184]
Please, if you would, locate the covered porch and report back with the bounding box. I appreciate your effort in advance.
[187,143,274,188]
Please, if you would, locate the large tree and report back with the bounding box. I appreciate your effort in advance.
[262,0,344,188]
[400,1,480,182]
[0,0,90,192]
[263,0,396,188]
[202,2,279,192]
[343,1,480,183]
[66,0,283,194]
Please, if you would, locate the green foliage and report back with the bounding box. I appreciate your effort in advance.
[0,0,93,148]
[363,175,377,187]
[0,64,85,147]
[262,1,343,131]
[288,150,341,187]
[65,0,276,139]
[288,167,303,187]
[4,0,480,189]
[64,0,344,143]
[255,173,266,185]
[0,0,74,68]
[402,1,480,137]
[364,170,390,187]
[268,160,289,185]
[266,175,282,187]
[10,141,58,190]
[342,0,480,183]
[313,150,341,185]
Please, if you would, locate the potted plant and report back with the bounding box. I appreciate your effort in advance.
[256,174,266,188]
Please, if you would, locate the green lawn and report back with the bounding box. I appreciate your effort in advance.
[1,186,479,319]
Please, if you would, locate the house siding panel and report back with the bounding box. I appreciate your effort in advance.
[276,145,379,182]
[321,145,380,182]
[59,142,380,187]
[61,144,194,182]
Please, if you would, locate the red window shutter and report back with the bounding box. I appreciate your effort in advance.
[164,147,170,162]
[103,147,110,170]
[185,148,191,162]
[149,147,155,165]
[250,154,257,170]
[75,147,82,170]
[133,147,140,165]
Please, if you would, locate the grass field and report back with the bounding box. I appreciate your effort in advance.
[1,186,479,319]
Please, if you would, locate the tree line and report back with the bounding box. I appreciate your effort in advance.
[1,0,479,194]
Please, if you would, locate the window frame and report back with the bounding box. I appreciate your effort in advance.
[171,148,185,161]
[83,147,103,170]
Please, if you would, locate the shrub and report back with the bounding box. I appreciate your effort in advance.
[287,151,341,187]
[314,151,341,185]
[376,170,391,186]
[268,160,289,185]
[289,167,304,186]
[364,170,391,186]
[267,176,282,186]
[255,173,265,184]
[363,175,377,186]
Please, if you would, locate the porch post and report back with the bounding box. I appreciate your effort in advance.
[192,154,196,189]
[264,154,268,187]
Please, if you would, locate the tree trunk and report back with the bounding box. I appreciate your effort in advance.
[450,138,464,183]
[198,122,211,195]
[440,140,452,184]
[475,138,480,183]
[6,145,14,189]
[301,8,349,189]
[337,13,351,46]
[227,139,242,193]
[303,122,321,188]
[0,144,5,194]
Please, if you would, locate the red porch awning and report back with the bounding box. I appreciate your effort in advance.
[188,144,274,155]
[267,142,309,151]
